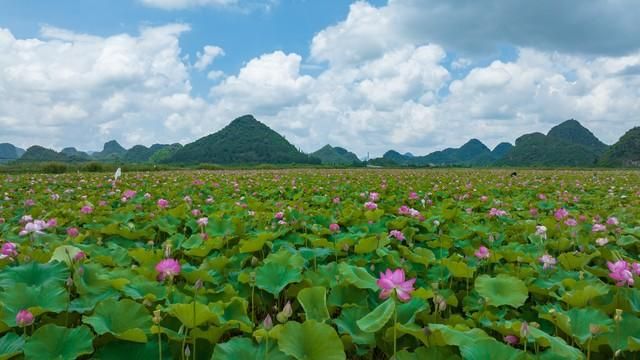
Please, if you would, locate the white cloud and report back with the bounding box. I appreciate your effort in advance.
[194,45,224,71]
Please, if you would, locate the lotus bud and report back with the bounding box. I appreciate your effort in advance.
[370,264,375,272]
[147,240,154,247]
[66,276,73,288]
[251,256,259,266]
[615,309,623,323]
[263,314,273,330]
[184,345,191,358]
[342,243,349,252]
[164,243,172,258]
[520,322,530,338]
[282,301,293,318]
[579,271,584,280]
[153,310,162,324]
[194,279,203,291]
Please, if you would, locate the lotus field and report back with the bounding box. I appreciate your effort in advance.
[1,169,640,359]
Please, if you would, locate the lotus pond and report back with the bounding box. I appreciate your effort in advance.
[0,169,639,359]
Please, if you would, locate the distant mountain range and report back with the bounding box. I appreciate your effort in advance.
[2,116,639,168]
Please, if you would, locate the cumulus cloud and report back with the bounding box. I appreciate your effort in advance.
[140,0,236,10]
[0,24,226,150]
[194,45,224,71]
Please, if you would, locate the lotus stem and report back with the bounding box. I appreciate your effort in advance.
[158,332,163,360]
[393,305,398,358]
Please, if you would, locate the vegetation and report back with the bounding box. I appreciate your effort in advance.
[599,127,640,167]
[0,168,639,358]
[311,145,361,165]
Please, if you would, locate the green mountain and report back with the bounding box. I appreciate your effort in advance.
[599,127,640,167]
[380,139,493,166]
[0,143,25,163]
[382,150,411,165]
[60,147,91,161]
[19,146,70,162]
[93,140,126,161]
[123,143,183,163]
[491,142,514,160]
[547,119,608,154]
[311,145,361,165]
[166,115,320,165]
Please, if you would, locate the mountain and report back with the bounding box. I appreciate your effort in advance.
[491,142,514,160]
[547,119,608,154]
[123,143,183,163]
[93,140,126,161]
[403,152,415,158]
[498,132,600,167]
[599,127,640,167]
[166,115,320,165]
[311,145,361,165]
[381,150,411,165]
[19,146,70,162]
[60,147,91,161]
[0,143,25,163]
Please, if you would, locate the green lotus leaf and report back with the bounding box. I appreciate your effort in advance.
[82,298,152,343]
[297,286,329,322]
[560,308,613,345]
[396,346,461,360]
[396,297,429,324]
[0,261,69,289]
[93,339,170,360]
[256,262,303,296]
[169,302,218,328]
[355,236,389,254]
[527,326,582,360]
[211,337,290,360]
[334,306,375,345]
[276,320,345,360]
[356,298,395,333]
[559,281,609,307]
[337,263,378,290]
[0,333,24,360]
[239,232,278,253]
[428,324,492,347]
[459,339,525,360]
[475,274,528,308]
[23,324,94,360]
[263,248,305,269]
[49,245,83,266]
[0,282,68,325]
[557,252,599,270]
[221,297,252,332]
[442,258,475,278]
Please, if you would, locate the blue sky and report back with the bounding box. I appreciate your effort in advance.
[0,0,639,156]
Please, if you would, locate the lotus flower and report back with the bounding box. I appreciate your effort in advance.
[364,201,378,210]
[16,309,34,327]
[157,199,169,209]
[488,208,507,217]
[329,223,340,232]
[274,212,284,220]
[67,227,79,238]
[474,246,490,259]
[389,230,405,241]
[197,217,208,227]
[504,335,519,346]
[554,208,569,220]
[595,237,609,246]
[539,254,557,270]
[80,205,93,214]
[592,223,606,232]
[564,218,577,227]
[608,260,634,286]
[607,217,619,226]
[1,242,18,258]
[156,259,181,281]
[376,268,416,302]
[369,192,380,202]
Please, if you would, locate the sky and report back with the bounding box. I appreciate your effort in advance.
[0,0,639,157]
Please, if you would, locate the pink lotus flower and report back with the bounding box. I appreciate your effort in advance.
[369,192,380,202]
[539,254,557,270]
[67,227,79,238]
[389,230,405,241]
[608,260,634,287]
[1,242,18,258]
[156,259,181,281]
[504,335,519,346]
[592,223,606,232]
[564,218,577,227]
[80,205,93,214]
[529,208,539,217]
[329,223,340,232]
[535,225,547,238]
[364,202,378,210]
[197,217,208,227]
[633,263,640,276]
[409,192,419,200]
[538,193,547,200]
[376,268,416,302]
[474,246,490,259]
[74,251,86,262]
[274,212,284,220]
[0,218,4,224]
[554,208,569,220]
[595,237,609,246]
[157,199,169,209]
[191,209,201,217]
[24,199,35,207]
[480,196,488,202]
[123,189,137,199]
[489,208,507,217]
[16,309,34,327]
[398,205,411,215]
[607,217,619,226]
